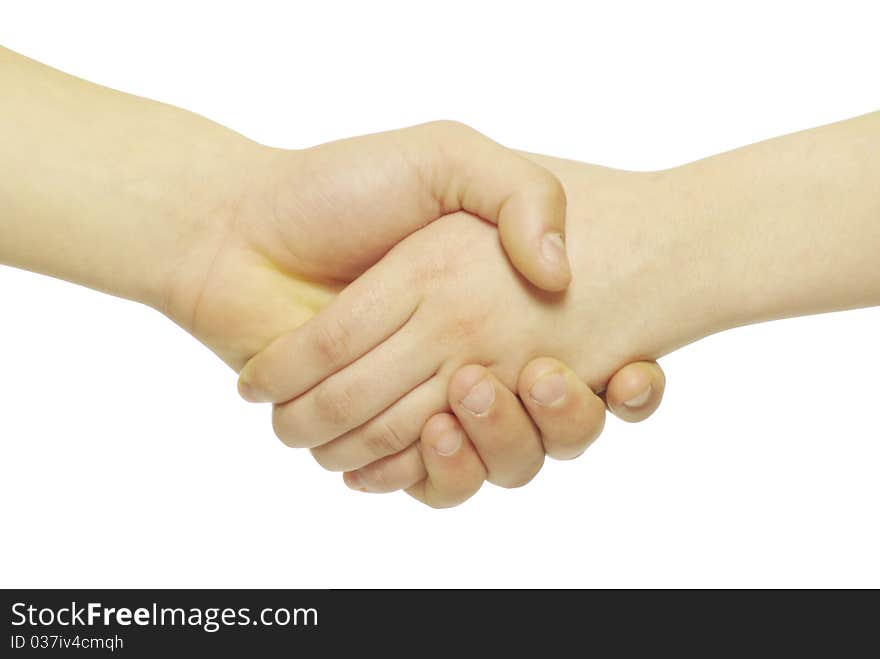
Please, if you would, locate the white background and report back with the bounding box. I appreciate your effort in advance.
[1,0,878,588]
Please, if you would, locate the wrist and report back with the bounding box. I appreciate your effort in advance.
[147,134,279,321]
[561,166,736,386]
[646,166,741,344]
[655,161,772,340]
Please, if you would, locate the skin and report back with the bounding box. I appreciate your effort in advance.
[346,359,666,508]
[0,47,574,366]
[244,112,880,505]
[0,46,666,508]
[244,163,677,459]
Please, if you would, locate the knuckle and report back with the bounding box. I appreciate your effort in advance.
[313,318,351,366]
[545,176,566,203]
[531,177,566,213]
[312,384,354,427]
[362,461,393,493]
[426,119,471,136]
[364,420,410,459]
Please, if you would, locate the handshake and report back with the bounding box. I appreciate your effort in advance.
[172,121,671,508]
[4,47,877,509]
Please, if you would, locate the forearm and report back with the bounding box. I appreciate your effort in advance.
[672,112,880,337]
[0,47,255,309]
[519,114,880,387]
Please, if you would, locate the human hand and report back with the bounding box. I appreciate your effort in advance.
[345,359,667,508]
[0,48,578,375]
[161,121,573,370]
[239,158,700,504]
[180,124,666,507]
[0,45,670,508]
[1,49,666,498]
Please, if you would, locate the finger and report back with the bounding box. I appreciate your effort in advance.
[344,414,486,505]
[605,361,666,423]
[271,320,439,448]
[237,268,418,404]
[344,443,426,494]
[408,121,571,292]
[406,413,487,509]
[448,365,544,488]
[518,357,607,460]
[310,376,447,472]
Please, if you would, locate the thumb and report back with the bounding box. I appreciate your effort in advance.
[401,121,571,292]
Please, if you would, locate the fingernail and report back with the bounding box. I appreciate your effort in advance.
[529,372,567,407]
[434,430,462,457]
[623,386,652,408]
[344,471,367,492]
[541,232,567,266]
[460,379,495,415]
